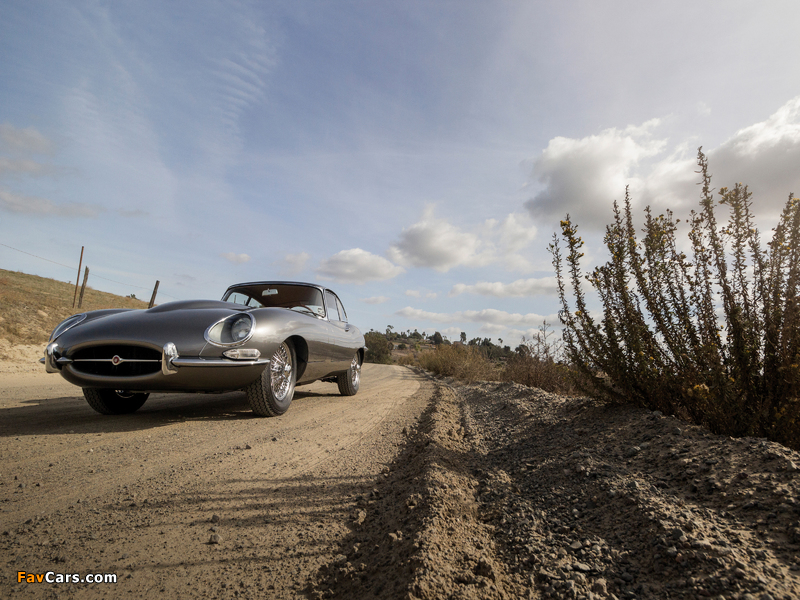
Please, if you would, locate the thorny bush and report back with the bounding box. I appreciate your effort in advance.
[551,149,800,449]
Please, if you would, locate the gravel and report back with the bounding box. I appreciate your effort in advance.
[311,374,800,600]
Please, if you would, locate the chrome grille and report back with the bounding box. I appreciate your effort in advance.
[70,345,162,376]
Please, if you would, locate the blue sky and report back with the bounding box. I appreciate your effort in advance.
[2,1,800,344]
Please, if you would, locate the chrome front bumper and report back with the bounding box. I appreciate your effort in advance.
[42,342,268,375]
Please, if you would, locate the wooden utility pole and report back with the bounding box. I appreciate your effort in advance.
[72,246,84,308]
[148,280,160,308]
[77,267,89,309]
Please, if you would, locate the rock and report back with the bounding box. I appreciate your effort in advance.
[211,514,220,523]
[591,578,608,594]
[209,533,222,544]
[625,446,641,458]
[569,540,583,551]
[573,562,591,573]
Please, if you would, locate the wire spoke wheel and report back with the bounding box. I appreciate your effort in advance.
[270,343,293,402]
[350,354,361,388]
[246,340,296,417]
[337,352,361,396]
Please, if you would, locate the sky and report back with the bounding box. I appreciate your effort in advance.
[2,1,800,345]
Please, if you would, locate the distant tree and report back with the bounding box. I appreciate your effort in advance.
[364,331,392,364]
[431,331,444,345]
[460,331,467,343]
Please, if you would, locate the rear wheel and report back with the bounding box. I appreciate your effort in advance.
[337,353,361,396]
[245,341,296,417]
[82,389,149,415]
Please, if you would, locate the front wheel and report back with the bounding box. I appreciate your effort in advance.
[245,341,296,417]
[337,353,361,396]
[82,389,149,415]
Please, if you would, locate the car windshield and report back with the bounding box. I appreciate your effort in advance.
[222,284,325,317]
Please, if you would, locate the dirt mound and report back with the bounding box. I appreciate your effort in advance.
[312,374,800,599]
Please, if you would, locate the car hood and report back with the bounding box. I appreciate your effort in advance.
[55,300,247,354]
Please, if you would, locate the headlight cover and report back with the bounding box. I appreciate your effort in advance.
[49,314,86,342]
[205,313,255,346]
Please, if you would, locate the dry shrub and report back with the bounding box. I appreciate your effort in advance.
[551,149,800,449]
[502,355,579,394]
[417,344,499,383]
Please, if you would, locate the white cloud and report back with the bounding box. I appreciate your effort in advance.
[450,276,558,298]
[0,123,54,155]
[387,207,538,273]
[0,189,103,217]
[361,296,390,304]
[396,306,556,329]
[527,97,800,230]
[221,252,251,264]
[273,252,310,276]
[703,96,800,219]
[388,206,482,272]
[405,289,421,298]
[525,119,666,224]
[316,248,404,284]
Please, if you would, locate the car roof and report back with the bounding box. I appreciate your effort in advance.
[224,281,330,293]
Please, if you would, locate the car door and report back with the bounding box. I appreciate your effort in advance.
[324,290,358,372]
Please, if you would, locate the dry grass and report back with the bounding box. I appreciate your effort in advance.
[501,355,585,395]
[416,345,500,383]
[0,269,149,350]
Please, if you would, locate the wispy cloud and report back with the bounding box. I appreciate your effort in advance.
[273,252,310,276]
[0,189,103,217]
[361,296,390,304]
[0,158,53,176]
[0,123,54,155]
[221,252,251,264]
[450,277,558,298]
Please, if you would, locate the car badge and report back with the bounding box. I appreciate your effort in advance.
[111,355,123,365]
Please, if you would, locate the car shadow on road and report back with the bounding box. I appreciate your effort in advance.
[0,388,337,437]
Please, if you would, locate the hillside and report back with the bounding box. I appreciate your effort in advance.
[0,268,149,367]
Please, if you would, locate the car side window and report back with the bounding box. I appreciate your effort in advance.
[325,291,340,321]
[335,297,347,322]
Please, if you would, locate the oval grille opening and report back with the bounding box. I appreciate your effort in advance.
[70,345,162,376]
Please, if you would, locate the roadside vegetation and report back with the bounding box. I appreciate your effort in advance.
[389,149,800,450]
[367,322,585,394]
[551,149,800,449]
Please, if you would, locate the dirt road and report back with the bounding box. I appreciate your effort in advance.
[4,363,800,599]
[0,364,430,599]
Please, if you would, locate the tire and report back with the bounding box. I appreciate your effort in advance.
[245,341,296,417]
[82,388,149,415]
[337,353,361,396]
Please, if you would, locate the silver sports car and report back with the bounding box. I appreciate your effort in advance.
[41,281,366,417]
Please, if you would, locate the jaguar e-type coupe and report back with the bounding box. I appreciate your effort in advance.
[41,282,366,417]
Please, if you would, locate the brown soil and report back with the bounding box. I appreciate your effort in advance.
[2,358,799,599]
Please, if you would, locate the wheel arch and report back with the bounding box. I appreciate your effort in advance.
[287,335,308,381]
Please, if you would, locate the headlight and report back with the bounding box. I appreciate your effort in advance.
[230,316,251,342]
[205,313,255,346]
[49,314,86,341]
